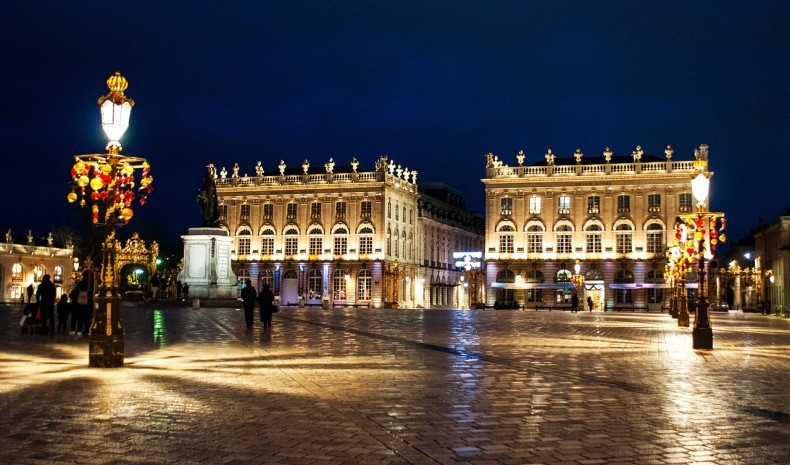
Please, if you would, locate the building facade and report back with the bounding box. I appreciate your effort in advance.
[754,209,789,316]
[416,184,485,308]
[481,145,707,311]
[1,230,76,303]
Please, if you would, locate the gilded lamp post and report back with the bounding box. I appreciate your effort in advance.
[676,145,726,349]
[67,72,153,367]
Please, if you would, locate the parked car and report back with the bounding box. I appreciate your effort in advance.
[709,301,729,312]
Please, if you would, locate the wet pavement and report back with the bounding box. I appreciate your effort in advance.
[1,303,788,465]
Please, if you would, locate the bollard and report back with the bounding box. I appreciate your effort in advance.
[192,298,200,310]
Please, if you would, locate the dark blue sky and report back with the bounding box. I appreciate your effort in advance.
[3,1,788,249]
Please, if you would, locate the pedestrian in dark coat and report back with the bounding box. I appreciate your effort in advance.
[571,293,579,313]
[35,274,56,335]
[176,281,183,301]
[240,279,257,328]
[57,294,70,332]
[69,278,90,336]
[587,296,594,312]
[257,283,275,328]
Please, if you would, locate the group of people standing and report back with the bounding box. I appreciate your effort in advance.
[22,275,91,336]
[240,280,276,328]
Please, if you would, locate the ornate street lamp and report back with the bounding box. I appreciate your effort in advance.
[67,72,153,367]
[678,145,726,349]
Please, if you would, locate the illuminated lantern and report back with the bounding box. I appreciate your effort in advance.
[78,175,90,187]
[90,177,104,191]
[67,191,78,203]
[121,208,134,221]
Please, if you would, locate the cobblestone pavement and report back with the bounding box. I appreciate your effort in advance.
[1,304,788,465]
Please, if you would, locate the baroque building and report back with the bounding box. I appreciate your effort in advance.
[213,156,483,308]
[481,145,707,311]
[1,230,76,303]
[754,209,790,316]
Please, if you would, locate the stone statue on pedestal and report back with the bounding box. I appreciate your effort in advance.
[196,170,220,227]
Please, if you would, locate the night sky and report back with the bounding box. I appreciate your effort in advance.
[3,1,789,252]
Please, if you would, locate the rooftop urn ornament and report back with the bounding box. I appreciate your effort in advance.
[232,163,239,178]
[545,149,555,165]
[574,148,583,164]
[351,157,359,172]
[411,170,418,184]
[516,150,525,166]
[27,230,33,245]
[665,145,674,160]
[278,160,286,175]
[388,160,396,174]
[396,164,403,178]
[603,147,613,163]
[220,166,227,178]
[302,159,310,174]
[255,161,264,176]
[324,157,334,174]
[633,145,643,162]
[403,167,411,181]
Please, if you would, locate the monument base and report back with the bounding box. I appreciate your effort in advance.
[178,227,237,300]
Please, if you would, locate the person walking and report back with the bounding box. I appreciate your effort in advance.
[150,273,160,300]
[69,278,90,336]
[26,284,34,305]
[240,279,257,328]
[182,282,190,301]
[35,274,56,336]
[56,294,70,332]
[176,281,183,301]
[571,293,579,313]
[587,296,594,312]
[258,283,275,328]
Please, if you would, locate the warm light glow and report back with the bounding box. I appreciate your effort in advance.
[691,172,710,206]
[101,99,133,145]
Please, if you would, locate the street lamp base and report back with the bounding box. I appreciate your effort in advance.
[692,327,713,350]
[89,335,125,367]
[678,312,689,327]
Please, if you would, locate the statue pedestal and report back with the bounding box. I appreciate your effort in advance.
[178,228,237,299]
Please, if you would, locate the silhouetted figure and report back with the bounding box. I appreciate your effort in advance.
[258,283,275,328]
[150,273,160,299]
[176,281,183,301]
[26,284,34,305]
[196,171,220,227]
[587,296,593,312]
[57,294,70,332]
[36,274,56,336]
[571,293,579,313]
[240,279,257,328]
[182,282,190,301]
[69,278,90,336]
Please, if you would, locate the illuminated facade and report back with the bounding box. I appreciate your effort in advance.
[416,184,484,308]
[482,145,706,310]
[1,230,76,303]
[214,156,421,308]
[754,209,789,315]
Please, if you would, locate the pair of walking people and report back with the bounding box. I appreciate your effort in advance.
[240,280,276,328]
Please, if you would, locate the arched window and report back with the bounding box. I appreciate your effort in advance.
[646,222,665,254]
[496,269,515,283]
[308,225,323,256]
[358,225,374,255]
[236,269,250,297]
[284,226,299,256]
[332,269,347,300]
[585,223,603,253]
[615,223,634,254]
[33,265,45,282]
[646,269,664,283]
[236,228,252,255]
[525,270,544,283]
[11,263,22,281]
[555,224,573,254]
[393,228,400,258]
[283,269,298,279]
[307,269,322,299]
[526,223,544,253]
[53,265,63,283]
[497,221,516,254]
[259,268,274,290]
[260,226,276,255]
[555,269,572,282]
[358,269,372,301]
[332,224,348,256]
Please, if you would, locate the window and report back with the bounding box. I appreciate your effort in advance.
[646,269,664,284]
[555,269,572,282]
[616,223,633,253]
[263,204,273,220]
[334,237,348,255]
[526,224,543,253]
[284,227,299,256]
[387,227,392,255]
[679,193,692,212]
[648,194,661,212]
[218,204,228,221]
[286,203,297,219]
[497,224,515,254]
[500,197,513,216]
[333,226,348,255]
[240,204,250,221]
[358,269,372,301]
[402,206,406,223]
[529,197,541,215]
[237,229,251,255]
[395,204,400,221]
[307,269,322,299]
[585,224,602,253]
[646,223,665,254]
[335,201,346,219]
[11,263,22,281]
[361,201,372,218]
[617,195,630,213]
[308,227,323,255]
[332,269,347,300]
[556,225,572,253]
[409,208,413,224]
[558,196,571,215]
[53,266,63,283]
[647,289,665,304]
[387,200,391,219]
[260,268,274,290]
[587,196,600,214]
[394,229,400,258]
[260,227,275,255]
[614,270,634,304]
[311,202,322,219]
[359,236,373,255]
